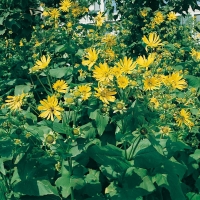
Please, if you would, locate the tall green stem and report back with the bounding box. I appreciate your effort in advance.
[68,157,74,200]
[35,74,49,94]
[128,135,141,161]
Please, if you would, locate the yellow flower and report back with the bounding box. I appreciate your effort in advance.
[174,109,194,128]
[143,77,160,91]
[104,48,115,60]
[160,126,171,136]
[49,8,60,19]
[82,48,98,70]
[150,97,159,109]
[142,32,163,50]
[64,97,75,106]
[117,76,129,89]
[93,63,113,82]
[136,53,155,70]
[5,93,26,111]
[116,56,136,74]
[42,11,49,17]
[72,7,81,17]
[190,48,200,60]
[111,66,122,78]
[153,11,164,25]
[30,55,51,73]
[19,40,23,46]
[94,87,117,104]
[59,0,71,12]
[167,11,177,21]
[101,34,116,47]
[140,9,148,17]
[53,80,68,93]
[94,12,106,27]
[167,72,187,90]
[67,22,73,28]
[78,85,92,100]
[34,40,42,47]
[38,95,64,121]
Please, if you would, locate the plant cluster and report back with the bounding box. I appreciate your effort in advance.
[0,0,200,199]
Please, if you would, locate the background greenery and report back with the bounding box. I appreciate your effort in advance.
[0,0,200,199]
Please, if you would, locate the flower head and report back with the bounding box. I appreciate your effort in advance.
[30,55,51,73]
[167,12,177,21]
[142,32,163,51]
[174,109,194,128]
[150,97,159,109]
[93,63,113,82]
[136,53,155,70]
[43,131,57,146]
[143,76,160,91]
[82,48,98,70]
[78,85,92,100]
[167,72,187,90]
[5,93,26,111]
[49,8,60,19]
[38,95,64,121]
[94,12,106,27]
[102,34,116,47]
[153,11,164,25]
[117,76,129,89]
[59,0,71,12]
[53,80,68,93]
[113,101,127,114]
[116,56,136,74]
[95,87,116,104]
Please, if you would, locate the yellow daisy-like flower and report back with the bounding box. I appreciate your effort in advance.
[140,9,148,17]
[167,11,177,21]
[111,66,122,78]
[94,12,106,27]
[160,126,171,136]
[174,109,194,128]
[29,55,51,73]
[116,56,136,74]
[136,53,155,70]
[104,48,115,60]
[78,85,92,100]
[190,48,200,60]
[101,34,117,47]
[93,63,113,82]
[5,93,26,111]
[82,48,98,70]
[142,32,163,51]
[49,8,60,19]
[167,72,187,90]
[53,80,68,93]
[38,95,64,121]
[42,11,49,17]
[143,77,160,91]
[117,76,129,89]
[150,97,159,109]
[94,87,117,104]
[153,11,164,25]
[59,0,71,12]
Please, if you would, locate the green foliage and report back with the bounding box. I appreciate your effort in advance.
[0,0,200,199]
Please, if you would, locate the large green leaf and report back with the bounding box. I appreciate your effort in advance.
[87,144,130,174]
[49,67,73,78]
[89,109,109,136]
[186,193,200,200]
[134,145,166,169]
[14,85,31,95]
[14,180,58,196]
[184,75,200,88]
[55,172,71,198]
